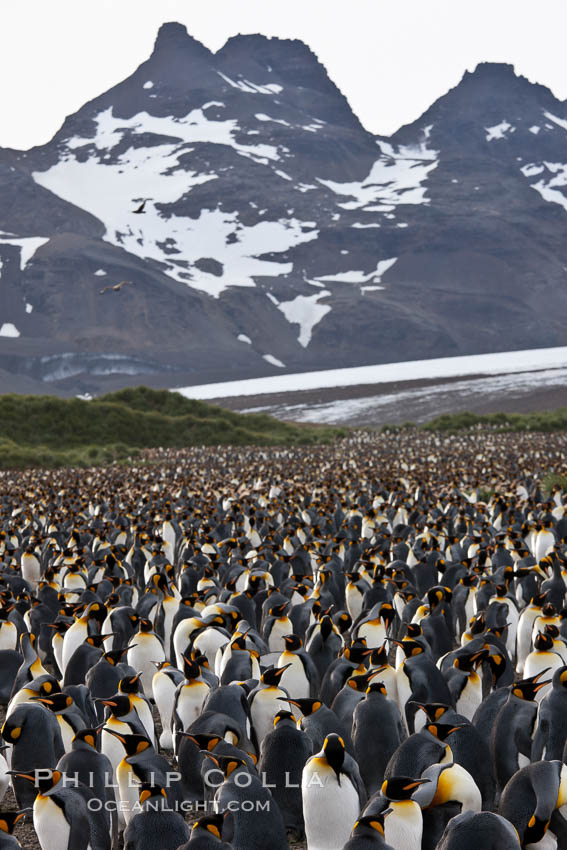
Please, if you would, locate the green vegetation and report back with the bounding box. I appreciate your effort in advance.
[380,408,567,434]
[542,473,567,496]
[0,387,346,469]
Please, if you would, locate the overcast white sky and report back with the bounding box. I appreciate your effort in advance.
[2,0,567,149]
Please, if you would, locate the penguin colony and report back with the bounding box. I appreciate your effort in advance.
[0,428,566,850]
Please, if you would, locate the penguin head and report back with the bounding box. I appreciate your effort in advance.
[261,664,291,686]
[335,612,352,634]
[390,638,424,658]
[406,623,423,640]
[351,813,390,839]
[370,643,389,667]
[512,674,551,701]
[381,776,430,801]
[213,755,248,779]
[344,640,370,665]
[273,710,296,728]
[86,633,113,648]
[318,615,335,641]
[453,647,489,672]
[413,702,451,723]
[99,695,132,717]
[31,693,73,714]
[103,647,129,665]
[138,783,168,809]
[119,673,143,694]
[0,811,26,834]
[138,618,154,633]
[524,813,549,846]
[182,657,202,680]
[534,631,554,651]
[283,634,302,651]
[347,668,382,692]
[281,697,321,716]
[542,602,557,617]
[9,769,63,796]
[424,723,465,742]
[322,734,345,785]
[181,733,222,752]
[191,813,226,841]
[556,667,567,689]
[366,681,388,697]
[103,730,152,758]
[72,728,100,750]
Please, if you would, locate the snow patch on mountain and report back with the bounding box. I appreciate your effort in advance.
[217,72,283,95]
[0,234,49,270]
[521,161,567,213]
[277,290,331,347]
[544,112,567,132]
[32,107,319,296]
[0,323,20,338]
[485,120,514,141]
[314,257,397,286]
[263,353,285,367]
[318,143,438,211]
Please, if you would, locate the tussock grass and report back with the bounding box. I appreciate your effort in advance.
[0,387,346,469]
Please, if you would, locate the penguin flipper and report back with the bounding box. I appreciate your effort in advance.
[222,810,235,843]
[66,795,91,850]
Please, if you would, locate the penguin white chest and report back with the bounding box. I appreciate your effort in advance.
[34,796,70,850]
[268,618,292,651]
[176,681,210,729]
[0,621,17,651]
[279,655,310,699]
[302,766,360,850]
[153,672,177,748]
[384,801,423,850]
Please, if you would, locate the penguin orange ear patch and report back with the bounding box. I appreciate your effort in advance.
[528,815,536,827]
[9,726,21,740]
[139,789,152,804]
[207,824,221,838]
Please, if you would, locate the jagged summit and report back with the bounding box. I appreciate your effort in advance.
[151,21,212,59]
[0,24,567,395]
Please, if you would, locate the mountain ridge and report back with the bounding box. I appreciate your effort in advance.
[1,22,567,396]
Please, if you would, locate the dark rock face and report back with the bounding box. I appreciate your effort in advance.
[1,24,567,395]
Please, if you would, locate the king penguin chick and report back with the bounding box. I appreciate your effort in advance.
[301,734,366,850]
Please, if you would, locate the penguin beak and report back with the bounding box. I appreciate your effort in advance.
[102,728,126,743]
[6,772,36,783]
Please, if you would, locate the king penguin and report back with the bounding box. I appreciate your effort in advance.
[178,814,232,849]
[302,734,366,850]
[122,784,190,850]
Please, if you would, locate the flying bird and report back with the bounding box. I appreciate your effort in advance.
[99,280,133,294]
[132,200,148,214]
